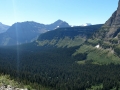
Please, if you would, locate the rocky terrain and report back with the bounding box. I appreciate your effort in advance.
[102,0,120,38]
[0,85,28,90]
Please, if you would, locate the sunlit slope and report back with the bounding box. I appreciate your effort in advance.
[36,24,103,48]
[72,1,120,65]
[73,45,120,65]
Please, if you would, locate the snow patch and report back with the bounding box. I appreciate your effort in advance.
[54,26,60,29]
[81,23,92,26]
[57,26,59,28]
[95,44,100,48]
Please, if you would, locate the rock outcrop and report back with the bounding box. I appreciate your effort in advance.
[103,0,120,38]
[105,0,120,26]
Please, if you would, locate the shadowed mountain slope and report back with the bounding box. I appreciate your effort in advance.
[36,24,103,47]
[0,22,10,33]
[0,20,70,46]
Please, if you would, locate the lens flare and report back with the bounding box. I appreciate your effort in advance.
[12,0,20,78]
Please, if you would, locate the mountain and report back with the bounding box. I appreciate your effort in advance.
[0,1,120,90]
[36,24,103,47]
[0,22,10,33]
[0,24,119,90]
[97,0,120,39]
[46,19,70,30]
[104,0,120,27]
[0,21,46,46]
[73,0,120,65]
[0,20,70,46]
[92,0,120,53]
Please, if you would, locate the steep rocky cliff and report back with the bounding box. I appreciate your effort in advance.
[103,0,120,38]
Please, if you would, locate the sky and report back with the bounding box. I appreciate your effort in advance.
[0,0,119,26]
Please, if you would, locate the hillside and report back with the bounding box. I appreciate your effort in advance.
[36,24,103,47]
[0,23,10,33]
[0,44,120,90]
[73,0,120,65]
[0,20,70,46]
[0,1,120,90]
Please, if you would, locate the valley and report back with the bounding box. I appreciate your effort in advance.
[0,0,120,90]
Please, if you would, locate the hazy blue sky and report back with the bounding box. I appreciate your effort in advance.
[0,0,119,26]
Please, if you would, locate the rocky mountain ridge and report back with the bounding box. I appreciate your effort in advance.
[102,0,120,38]
[36,24,103,47]
[0,22,10,33]
[0,20,70,46]
[73,0,120,65]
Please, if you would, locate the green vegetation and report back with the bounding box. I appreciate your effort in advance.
[0,75,20,87]
[110,38,118,44]
[74,45,120,65]
[114,45,120,56]
[73,45,94,54]
[92,26,110,39]
[102,41,112,47]
[87,39,101,46]
[86,84,103,90]
[36,24,103,48]
[76,60,85,64]
[0,45,120,90]
[0,75,33,89]
[36,36,86,48]
[1,23,120,90]
[0,74,53,90]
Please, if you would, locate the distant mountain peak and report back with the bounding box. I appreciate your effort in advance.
[46,19,70,30]
[0,20,70,46]
[56,19,64,22]
[53,19,66,24]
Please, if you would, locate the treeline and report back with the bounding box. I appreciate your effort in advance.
[0,45,120,90]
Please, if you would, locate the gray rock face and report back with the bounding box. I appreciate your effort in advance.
[105,0,120,26]
[103,0,120,38]
[104,11,117,26]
